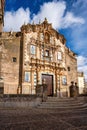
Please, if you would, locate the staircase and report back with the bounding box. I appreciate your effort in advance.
[37,97,87,111]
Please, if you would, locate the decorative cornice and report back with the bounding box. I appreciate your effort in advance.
[21,18,66,45]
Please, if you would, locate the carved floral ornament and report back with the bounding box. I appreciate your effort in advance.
[58,69,65,75]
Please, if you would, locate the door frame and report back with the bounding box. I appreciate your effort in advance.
[42,74,54,96]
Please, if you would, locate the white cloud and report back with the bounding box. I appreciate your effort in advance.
[67,0,87,56]
[4,8,30,32]
[61,12,85,28]
[32,1,66,29]
[4,1,85,31]
[32,1,84,29]
[77,56,87,81]
[73,0,87,8]
[77,56,87,66]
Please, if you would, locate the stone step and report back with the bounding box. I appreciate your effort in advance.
[46,101,82,104]
[37,97,87,110]
[44,97,84,104]
[47,97,85,102]
[45,99,83,103]
[40,102,84,107]
[39,101,84,107]
[38,103,87,110]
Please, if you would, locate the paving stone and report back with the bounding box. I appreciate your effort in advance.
[0,107,87,130]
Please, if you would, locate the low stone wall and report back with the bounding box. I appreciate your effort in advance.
[0,94,42,108]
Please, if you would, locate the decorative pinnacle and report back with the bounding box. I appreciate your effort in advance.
[44,17,48,22]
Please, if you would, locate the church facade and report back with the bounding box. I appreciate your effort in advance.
[0,0,78,97]
[0,19,78,97]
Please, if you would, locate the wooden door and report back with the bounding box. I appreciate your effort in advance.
[42,74,53,96]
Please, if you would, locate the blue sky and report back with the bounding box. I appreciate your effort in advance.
[4,0,87,81]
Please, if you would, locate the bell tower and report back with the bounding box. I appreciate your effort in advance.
[0,0,5,32]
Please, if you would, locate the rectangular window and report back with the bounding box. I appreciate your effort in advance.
[57,52,62,60]
[25,72,30,82]
[30,45,36,55]
[12,57,17,62]
[34,72,37,86]
[67,67,70,71]
[43,50,51,61]
[45,50,49,57]
[62,76,67,85]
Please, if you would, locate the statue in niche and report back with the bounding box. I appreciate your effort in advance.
[44,33,50,43]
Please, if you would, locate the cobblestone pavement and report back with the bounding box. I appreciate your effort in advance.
[0,107,87,130]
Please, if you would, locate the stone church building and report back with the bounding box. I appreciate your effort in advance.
[0,0,78,97]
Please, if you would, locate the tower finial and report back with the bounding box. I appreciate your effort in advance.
[45,17,47,21]
[39,19,41,24]
[32,21,34,25]
[44,17,48,23]
[24,21,26,25]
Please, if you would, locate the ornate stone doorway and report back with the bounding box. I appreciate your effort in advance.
[42,74,53,96]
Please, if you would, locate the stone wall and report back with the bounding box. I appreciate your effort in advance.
[0,32,21,94]
[0,94,42,108]
[0,20,78,96]
[65,48,78,96]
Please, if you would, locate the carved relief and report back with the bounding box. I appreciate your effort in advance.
[40,33,44,41]
[44,32,50,43]
[0,43,2,51]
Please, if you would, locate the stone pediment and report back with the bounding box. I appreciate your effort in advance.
[21,18,66,45]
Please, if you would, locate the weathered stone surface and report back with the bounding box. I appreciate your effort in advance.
[0,94,42,107]
[0,19,78,97]
[0,97,87,130]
